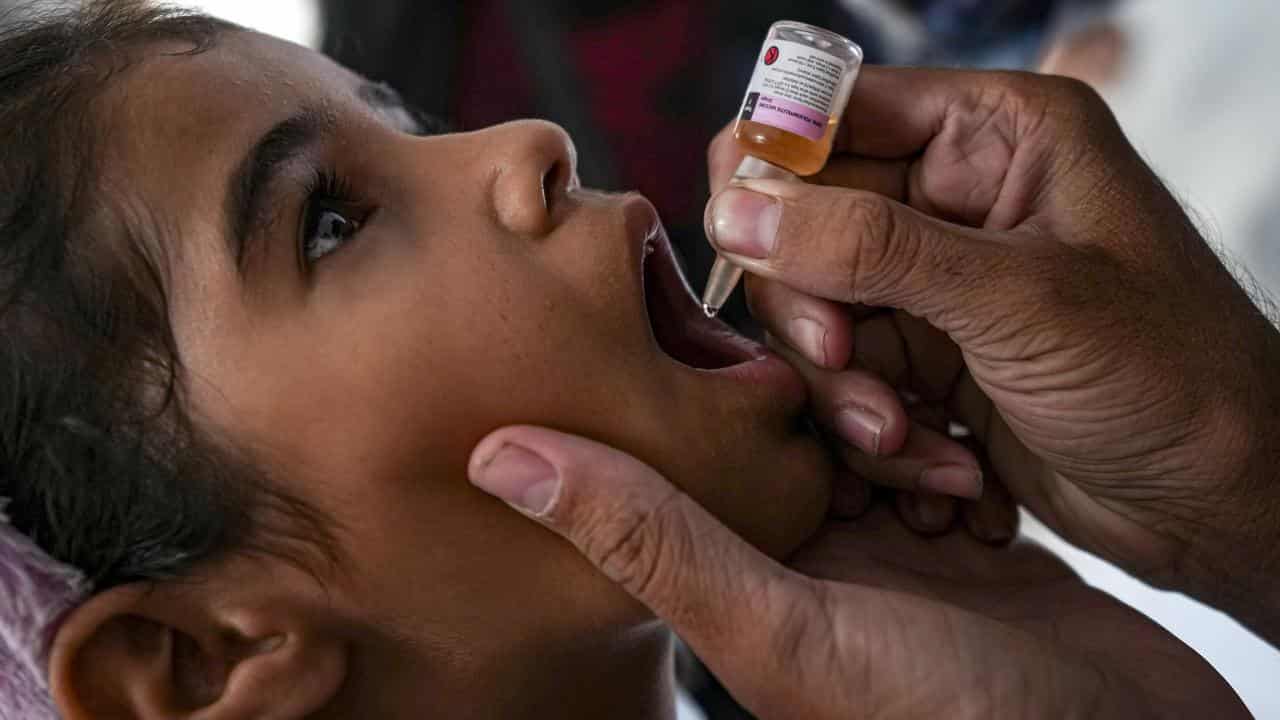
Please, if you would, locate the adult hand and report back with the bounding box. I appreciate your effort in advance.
[705,66,1280,638]
[468,426,1248,719]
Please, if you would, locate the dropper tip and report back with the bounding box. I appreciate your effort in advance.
[701,303,719,318]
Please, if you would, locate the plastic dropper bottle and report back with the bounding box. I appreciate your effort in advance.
[702,21,863,317]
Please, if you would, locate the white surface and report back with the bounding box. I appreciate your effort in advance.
[1104,0,1280,299]
[184,0,320,48]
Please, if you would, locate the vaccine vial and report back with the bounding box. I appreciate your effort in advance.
[734,21,863,174]
[702,21,863,316]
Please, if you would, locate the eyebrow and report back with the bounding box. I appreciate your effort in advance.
[225,106,331,275]
[224,82,439,276]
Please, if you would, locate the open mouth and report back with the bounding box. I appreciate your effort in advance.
[641,227,766,371]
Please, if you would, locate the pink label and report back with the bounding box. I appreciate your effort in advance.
[751,94,827,140]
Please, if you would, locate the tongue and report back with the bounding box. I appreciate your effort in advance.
[651,309,746,369]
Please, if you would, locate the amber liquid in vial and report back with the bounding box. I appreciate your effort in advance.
[733,117,839,177]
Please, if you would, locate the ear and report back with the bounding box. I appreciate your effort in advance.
[47,581,349,719]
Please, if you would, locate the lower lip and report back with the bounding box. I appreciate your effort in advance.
[711,349,808,406]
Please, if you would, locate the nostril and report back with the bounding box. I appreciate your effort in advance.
[541,160,565,213]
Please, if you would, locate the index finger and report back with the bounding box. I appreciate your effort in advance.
[833,65,1016,158]
[709,65,1020,191]
[707,121,740,193]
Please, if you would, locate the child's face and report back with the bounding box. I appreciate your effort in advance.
[101,30,830,709]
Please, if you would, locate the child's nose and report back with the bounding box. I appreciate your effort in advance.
[486,120,579,238]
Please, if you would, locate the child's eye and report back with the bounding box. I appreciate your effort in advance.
[302,204,360,263]
[299,171,367,264]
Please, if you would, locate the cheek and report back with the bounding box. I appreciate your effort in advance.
[281,277,663,639]
[306,235,633,476]
[213,292,636,635]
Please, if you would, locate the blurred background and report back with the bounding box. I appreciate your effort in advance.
[10,0,1278,716]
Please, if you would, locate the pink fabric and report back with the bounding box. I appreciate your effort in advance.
[0,500,88,720]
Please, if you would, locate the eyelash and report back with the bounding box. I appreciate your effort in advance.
[295,109,444,269]
[299,169,368,266]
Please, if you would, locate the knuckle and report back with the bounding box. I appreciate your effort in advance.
[961,70,1068,142]
[985,68,1042,100]
[1000,70,1098,118]
[1043,75,1111,133]
[580,487,689,600]
[838,195,917,303]
[774,190,899,298]
[1046,73,1106,111]
[764,579,832,664]
[970,70,1046,115]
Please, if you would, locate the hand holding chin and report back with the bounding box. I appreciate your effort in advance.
[469,427,1248,719]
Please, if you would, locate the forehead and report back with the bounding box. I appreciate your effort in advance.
[109,29,358,158]
[96,30,361,297]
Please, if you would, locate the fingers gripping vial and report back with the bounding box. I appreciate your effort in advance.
[701,21,862,317]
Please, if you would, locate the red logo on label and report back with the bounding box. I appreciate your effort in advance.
[764,46,780,65]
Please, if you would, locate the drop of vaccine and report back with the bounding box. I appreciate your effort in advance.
[702,303,718,318]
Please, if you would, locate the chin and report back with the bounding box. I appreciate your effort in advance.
[733,436,833,559]
[665,425,834,562]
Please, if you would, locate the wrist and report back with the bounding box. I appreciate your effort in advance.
[1178,370,1280,645]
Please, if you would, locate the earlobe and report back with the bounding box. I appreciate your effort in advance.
[48,582,348,719]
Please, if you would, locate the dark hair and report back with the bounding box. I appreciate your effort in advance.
[0,1,336,591]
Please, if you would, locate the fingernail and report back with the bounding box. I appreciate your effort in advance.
[470,444,561,516]
[836,406,885,456]
[708,187,780,259]
[970,501,1017,544]
[919,465,983,500]
[790,317,828,366]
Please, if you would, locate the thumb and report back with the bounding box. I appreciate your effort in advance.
[468,426,840,716]
[706,180,1011,332]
